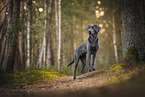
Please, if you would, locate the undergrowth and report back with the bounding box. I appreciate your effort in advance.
[0,69,63,87]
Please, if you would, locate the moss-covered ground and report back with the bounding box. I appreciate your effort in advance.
[0,69,63,87]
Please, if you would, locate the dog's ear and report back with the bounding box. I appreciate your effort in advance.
[97,26,101,32]
[86,25,90,33]
[94,25,101,32]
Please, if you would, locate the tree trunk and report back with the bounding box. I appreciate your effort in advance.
[123,0,145,60]
[37,47,43,68]
[58,0,61,72]
[6,0,20,71]
[0,0,7,68]
[37,0,47,68]
[0,38,6,68]
[112,11,118,63]
[46,0,54,67]
[55,0,59,65]
[26,0,32,69]
[43,0,47,67]
[121,28,124,59]
[5,0,13,70]
[55,0,59,41]
[0,0,6,27]
[18,0,24,70]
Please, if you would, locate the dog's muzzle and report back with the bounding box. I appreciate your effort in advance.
[88,29,96,35]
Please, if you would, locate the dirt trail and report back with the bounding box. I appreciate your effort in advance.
[0,70,107,96]
[1,70,145,97]
[37,70,106,90]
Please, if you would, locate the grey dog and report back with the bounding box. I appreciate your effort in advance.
[67,24,101,79]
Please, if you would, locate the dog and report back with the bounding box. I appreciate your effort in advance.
[67,24,101,79]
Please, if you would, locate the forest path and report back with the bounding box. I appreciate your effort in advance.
[37,70,106,90]
[0,70,109,96]
[1,69,145,97]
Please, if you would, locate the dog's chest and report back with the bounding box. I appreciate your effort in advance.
[90,46,97,54]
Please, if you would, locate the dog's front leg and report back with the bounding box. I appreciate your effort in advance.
[91,53,96,71]
[88,52,91,72]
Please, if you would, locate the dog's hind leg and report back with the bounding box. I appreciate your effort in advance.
[73,58,79,80]
[80,55,86,75]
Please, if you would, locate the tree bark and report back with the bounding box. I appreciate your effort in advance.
[6,0,20,71]
[55,0,59,65]
[112,11,118,63]
[0,38,6,68]
[46,0,54,67]
[123,0,145,60]
[43,0,47,67]
[0,0,7,68]
[0,0,6,27]
[58,0,61,72]
[18,0,24,70]
[37,0,47,68]
[26,0,32,69]
[55,0,59,41]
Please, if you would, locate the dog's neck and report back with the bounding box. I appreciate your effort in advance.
[88,34,98,43]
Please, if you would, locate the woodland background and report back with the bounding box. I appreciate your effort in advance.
[0,0,144,75]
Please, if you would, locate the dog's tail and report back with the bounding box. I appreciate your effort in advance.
[67,59,74,67]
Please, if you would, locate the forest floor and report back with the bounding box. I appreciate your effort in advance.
[0,64,145,97]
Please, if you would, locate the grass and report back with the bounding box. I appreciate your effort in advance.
[0,69,64,87]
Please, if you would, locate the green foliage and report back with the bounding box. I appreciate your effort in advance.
[109,63,127,73]
[0,70,63,87]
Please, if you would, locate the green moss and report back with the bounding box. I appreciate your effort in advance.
[103,64,145,85]
[125,46,139,61]
[0,70,64,87]
[109,64,127,73]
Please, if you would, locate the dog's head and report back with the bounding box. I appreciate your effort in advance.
[86,24,101,35]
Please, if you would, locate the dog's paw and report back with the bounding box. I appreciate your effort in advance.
[89,69,92,72]
[73,77,76,80]
[91,67,95,71]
